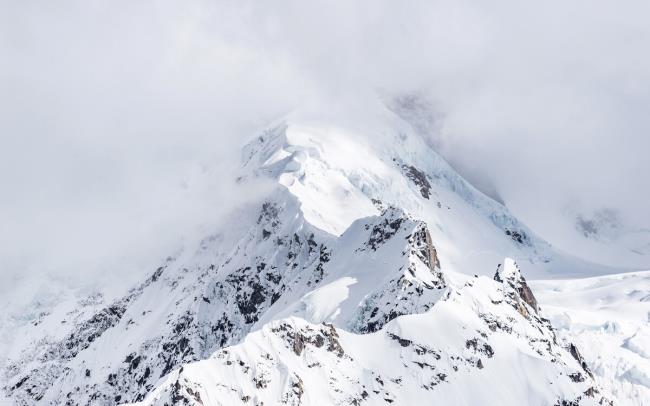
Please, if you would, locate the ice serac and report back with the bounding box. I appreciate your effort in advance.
[1,104,622,405]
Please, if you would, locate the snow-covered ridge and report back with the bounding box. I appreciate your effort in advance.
[133,262,609,406]
[239,115,615,279]
[1,189,454,404]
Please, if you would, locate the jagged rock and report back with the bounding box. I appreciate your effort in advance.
[568,343,594,379]
[401,164,432,199]
[504,229,529,245]
[494,258,538,313]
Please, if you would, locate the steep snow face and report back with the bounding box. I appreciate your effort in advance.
[132,268,609,406]
[240,114,617,279]
[2,189,331,404]
[531,272,650,405]
[257,207,445,333]
[0,106,627,405]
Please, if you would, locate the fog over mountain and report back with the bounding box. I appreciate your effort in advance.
[2,1,649,288]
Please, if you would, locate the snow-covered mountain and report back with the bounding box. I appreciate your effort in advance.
[1,103,646,405]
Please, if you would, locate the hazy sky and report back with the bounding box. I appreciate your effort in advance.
[2,0,649,290]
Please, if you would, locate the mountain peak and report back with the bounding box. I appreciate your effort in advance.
[494,258,539,314]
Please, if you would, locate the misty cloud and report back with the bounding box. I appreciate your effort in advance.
[1,0,649,291]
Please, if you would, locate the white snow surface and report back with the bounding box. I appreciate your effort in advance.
[0,103,644,405]
[532,271,650,405]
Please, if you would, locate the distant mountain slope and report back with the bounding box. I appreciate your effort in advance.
[532,271,650,406]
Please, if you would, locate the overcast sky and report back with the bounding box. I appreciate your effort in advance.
[2,0,649,291]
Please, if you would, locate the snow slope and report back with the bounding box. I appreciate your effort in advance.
[0,102,635,405]
[532,272,650,405]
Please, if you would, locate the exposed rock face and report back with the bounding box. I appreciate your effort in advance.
[410,223,441,273]
[504,228,529,245]
[355,209,446,333]
[401,164,432,199]
[494,258,538,313]
[568,343,594,379]
[365,208,406,251]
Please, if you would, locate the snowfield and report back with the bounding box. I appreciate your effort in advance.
[1,102,646,405]
[532,272,650,405]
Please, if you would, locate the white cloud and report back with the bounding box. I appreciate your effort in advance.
[1,0,649,289]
